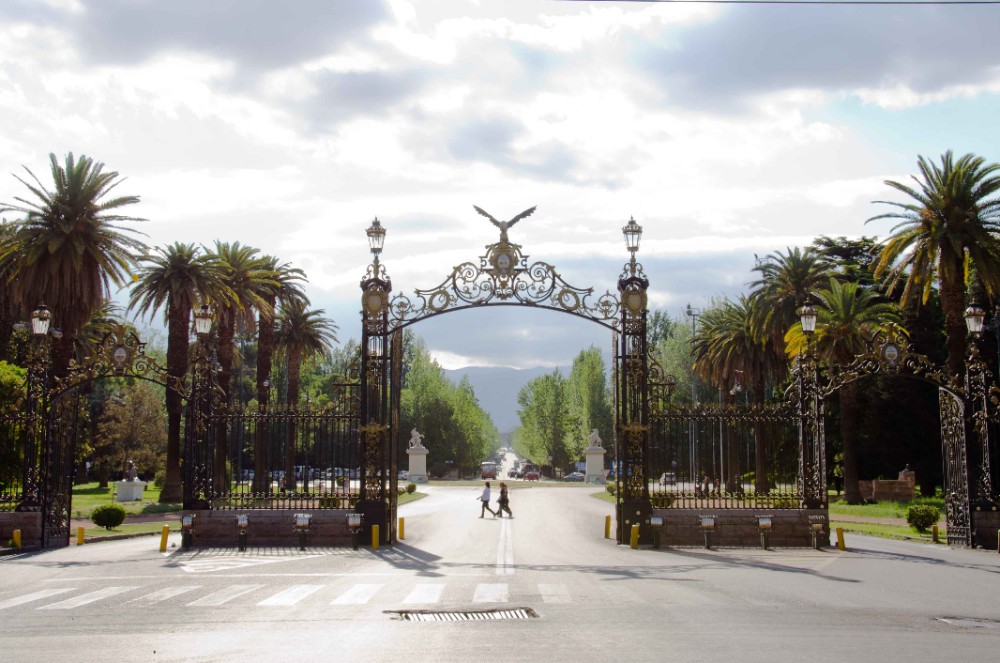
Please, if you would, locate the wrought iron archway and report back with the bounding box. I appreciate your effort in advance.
[813,327,995,547]
[358,210,654,544]
[4,324,184,549]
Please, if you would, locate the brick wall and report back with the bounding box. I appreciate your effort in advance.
[0,512,42,549]
[652,509,829,548]
[182,509,369,548]
[973,508,1000,550]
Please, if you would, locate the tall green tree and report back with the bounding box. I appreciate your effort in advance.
[516,370,573,472]
[869,151,1000,377]
[786,278,900,504]
[128,243,231,502]
[0,153,146,378]
[275,301,337,488]
[567,347,613,461]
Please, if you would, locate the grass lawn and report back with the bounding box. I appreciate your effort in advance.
[80,521,177,539]
[831,519,944,543]
[71,481,181,519]
[828,495,944,520]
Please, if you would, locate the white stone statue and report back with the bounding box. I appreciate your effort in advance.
[588,429,603,449]
[409,428,425,448]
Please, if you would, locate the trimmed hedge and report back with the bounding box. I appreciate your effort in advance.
[906,504,940,532]
[91,504,127,530]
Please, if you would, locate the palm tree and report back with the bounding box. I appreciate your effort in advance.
[691,296,785,492]
[786,278,900,504]
[207,241,277,491]
[128,243,232,502]
[751,246,834,350]
[275,301,338,491]
[0,153,146,379]
[869,151,1000,377]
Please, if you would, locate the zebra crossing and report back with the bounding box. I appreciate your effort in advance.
[0,580,597,612]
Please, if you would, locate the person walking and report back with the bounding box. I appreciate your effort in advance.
[478,481,496,518]
[497,481,512,518]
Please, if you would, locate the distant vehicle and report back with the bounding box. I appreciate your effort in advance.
[659,472,677,485]
[522,463,540,481]
[398,470,409,480]
[481,461,497,479]
[563,472,585,482]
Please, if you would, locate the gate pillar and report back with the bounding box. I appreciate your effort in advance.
[359,219,392,545]
[615,218,653,544]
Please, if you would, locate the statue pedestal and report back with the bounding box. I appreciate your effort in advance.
[116,480,146,501]
[585,446,606,484]
[407,445,429,483]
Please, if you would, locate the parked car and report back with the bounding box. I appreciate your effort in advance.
[563,472,585,482]
[523,468,540,481]
[398,470,409,480]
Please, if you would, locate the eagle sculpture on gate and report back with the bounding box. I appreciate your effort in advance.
[473,205,536,243]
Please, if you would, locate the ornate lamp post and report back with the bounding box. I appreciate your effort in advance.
[15,304,55,511]
[616,216,652,544]
[796,302,824,508]
[185,304,215,510]
[359,217,393,544]
[963,305,995,510]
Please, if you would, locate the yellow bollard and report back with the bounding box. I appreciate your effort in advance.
[932,525,939,544]
[371,524,380,550]
[12,529,21,549]
[159,524,170,553]
[630,523,640,549]
[835,527,845,551]
[77,527,85,546]
[604,515,611,540]
[398,517,405,540]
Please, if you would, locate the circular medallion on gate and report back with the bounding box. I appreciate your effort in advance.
[363,290,387,314]
[624,290,646,315]
[883,343,900,367]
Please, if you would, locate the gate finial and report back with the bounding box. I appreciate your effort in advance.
[473,205,536,243]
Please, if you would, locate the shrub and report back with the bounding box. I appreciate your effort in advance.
[906,504,940,532]
[606,482,618,495]
[91,504,127,530]
[406,482,417,494]
[153,470,166,489]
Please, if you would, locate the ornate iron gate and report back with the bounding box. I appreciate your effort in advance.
[357,211,647,544]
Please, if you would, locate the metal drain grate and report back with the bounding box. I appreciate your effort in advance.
[387,607,539,622]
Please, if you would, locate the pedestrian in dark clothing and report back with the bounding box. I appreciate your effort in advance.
[497,482,513,518]
[479,482,496,518]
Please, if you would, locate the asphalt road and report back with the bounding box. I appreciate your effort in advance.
[2,484,999,663]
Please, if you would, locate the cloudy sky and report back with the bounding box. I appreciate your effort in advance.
[2,0,998,369]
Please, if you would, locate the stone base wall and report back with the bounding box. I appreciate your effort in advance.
[858,479,915,502]
[182,509,370,548]
[972,508,1000,550]
[652,509,829,548]
[0,512,42,549]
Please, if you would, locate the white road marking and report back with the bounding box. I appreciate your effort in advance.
[495,517,514,575]
[258,584,324,606]
[187,584,263,606]
[0,588,74,610]
[128,586,202,604]
[538,584,570,603]
[178,554,323,573]
[402,583,445,604]
[473,583,508,603]
[38,586,137,610]
[331,583,383,605]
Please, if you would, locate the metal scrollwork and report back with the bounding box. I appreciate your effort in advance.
[386,238,621,330]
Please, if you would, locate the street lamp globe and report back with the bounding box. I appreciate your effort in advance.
[964,305,985,337]
[366,217,386,257]
[30,304,51,337]
[798,303,817,335]
[194,304,213,337]
[622,217,642,255]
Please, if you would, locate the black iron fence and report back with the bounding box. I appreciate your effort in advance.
[648,403,802,510]
[185,398,363,511]
[0,413,41,512]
